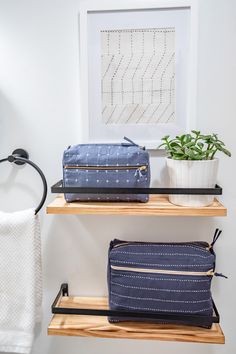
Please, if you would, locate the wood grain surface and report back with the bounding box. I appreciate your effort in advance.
[46,195,227,216]
[48,296,225,344]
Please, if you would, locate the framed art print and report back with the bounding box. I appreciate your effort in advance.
[79,0,198,148]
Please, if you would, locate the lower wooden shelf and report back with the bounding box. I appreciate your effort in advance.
[48,296,225,344]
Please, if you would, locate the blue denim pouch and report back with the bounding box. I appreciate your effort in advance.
[108,230,225,327]
[63,137,150,202]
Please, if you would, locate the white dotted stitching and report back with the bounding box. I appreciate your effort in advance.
[111,292,211,304]
[110,272,211,283]
[110,300,212,313]
[111,281,209,293]
[113,244,210,254]
[111,260,213,267]
[111,251,212,259]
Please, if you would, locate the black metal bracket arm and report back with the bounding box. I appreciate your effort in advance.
[51,283,220,326]
[51,180,222,196]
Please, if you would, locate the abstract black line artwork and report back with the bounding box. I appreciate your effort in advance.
[101,28,175,125]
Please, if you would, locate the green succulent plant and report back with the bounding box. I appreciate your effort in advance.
[159,130,231,160]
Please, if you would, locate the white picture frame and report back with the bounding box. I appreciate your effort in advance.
[79,0,198,149]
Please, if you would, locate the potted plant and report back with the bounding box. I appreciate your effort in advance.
[159,131,231,206]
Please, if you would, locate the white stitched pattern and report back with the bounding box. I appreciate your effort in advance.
[111,281,209,293]
[111,271,211,283]
[110,260,213,267]
[113,244,210,254]
[110,300,212,313]
[111,291,211,304]
[112,251,211,259]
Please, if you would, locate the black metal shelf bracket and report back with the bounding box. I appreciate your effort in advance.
[51,180,222,196]
[51,283,220,326]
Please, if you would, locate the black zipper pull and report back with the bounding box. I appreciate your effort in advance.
[111,239,123,246]
[210,229,222,249]
[123,137,145,150]
[123,136,139,146]
[215,272,228,279]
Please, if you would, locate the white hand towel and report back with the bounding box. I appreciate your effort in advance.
[0,209,42,354]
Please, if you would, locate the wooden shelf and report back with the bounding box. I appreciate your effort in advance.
[46,194,227,216]
[48,296,225,344]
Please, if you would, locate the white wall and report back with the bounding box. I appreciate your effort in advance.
[0,0,236,353]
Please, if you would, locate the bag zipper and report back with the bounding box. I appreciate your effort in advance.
[64,165,147,171]
[111,265,214,277]
[112,240,210,250]
[112,229,222,251]
[66,137,144,149]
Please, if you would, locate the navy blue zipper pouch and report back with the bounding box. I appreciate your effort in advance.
[108,230,226,327]
[63,137,150,202]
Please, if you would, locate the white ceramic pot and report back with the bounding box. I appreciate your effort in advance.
[166,158,219,207]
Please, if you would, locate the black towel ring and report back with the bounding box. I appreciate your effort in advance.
[0,148,47,214]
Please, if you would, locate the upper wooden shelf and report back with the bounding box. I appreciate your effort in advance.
[48,296,225,344]
[46,194,227,216]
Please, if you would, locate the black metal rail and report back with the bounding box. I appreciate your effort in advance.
[51,180,222,195]
[51,283,220,326]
